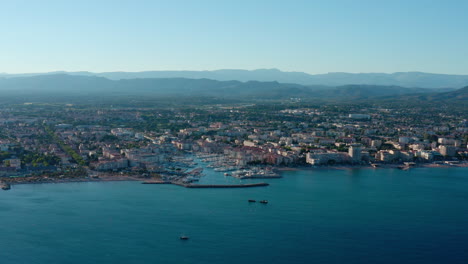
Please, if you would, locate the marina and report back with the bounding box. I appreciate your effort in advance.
[148,152,283,187]
[192,153,282,183]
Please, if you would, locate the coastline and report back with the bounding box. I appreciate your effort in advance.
[278,162,468,171]
[2,162,467,191]
[1,175,144,187]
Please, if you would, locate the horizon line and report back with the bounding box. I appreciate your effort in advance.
[1,69,468,76]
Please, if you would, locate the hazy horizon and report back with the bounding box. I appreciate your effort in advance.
[2,68,468,76]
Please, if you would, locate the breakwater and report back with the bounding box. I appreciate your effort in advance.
[184,182,269,188]
[142,180,269,188]
[238,175,282,179]
[141,181,172,184]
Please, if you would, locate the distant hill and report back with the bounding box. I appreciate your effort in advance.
[0,74,303,97]
[0,74,455,103]
[2,69,468,88]
[424,86,468,101]
[311,85,442,100]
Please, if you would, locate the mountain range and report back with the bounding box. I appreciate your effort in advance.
[0,74,466,103]
[2,69,468,88]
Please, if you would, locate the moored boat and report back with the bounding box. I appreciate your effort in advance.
[1,182,10,191]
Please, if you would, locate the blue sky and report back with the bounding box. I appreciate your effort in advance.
[1,0,467,74]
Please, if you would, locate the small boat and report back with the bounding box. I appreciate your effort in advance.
[1,182,10,190]
[397,166,410,170]
[248,199,256,202]
[259,200,268,204]
[180,236,189,240]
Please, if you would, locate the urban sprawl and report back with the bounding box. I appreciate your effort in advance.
[1,102,467,188]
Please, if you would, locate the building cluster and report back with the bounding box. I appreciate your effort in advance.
[0,103,466,177]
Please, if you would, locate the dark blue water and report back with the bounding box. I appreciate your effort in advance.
[1,167,468,264]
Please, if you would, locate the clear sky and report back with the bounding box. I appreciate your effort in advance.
[1,0,467,74]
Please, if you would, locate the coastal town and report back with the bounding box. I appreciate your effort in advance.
[0,101,467,189]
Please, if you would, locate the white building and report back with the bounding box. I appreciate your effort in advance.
[439,145,456,157]
[349,114,370,119]
[348,144,362,162]
[306,152,349,165]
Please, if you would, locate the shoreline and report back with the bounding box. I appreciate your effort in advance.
[1,175,144,187]
[2,163,467,190]
[278,162,468,171]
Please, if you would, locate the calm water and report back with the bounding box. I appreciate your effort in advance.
[1,167,468,264]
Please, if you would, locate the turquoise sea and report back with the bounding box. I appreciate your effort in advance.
[1,167,468,264]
